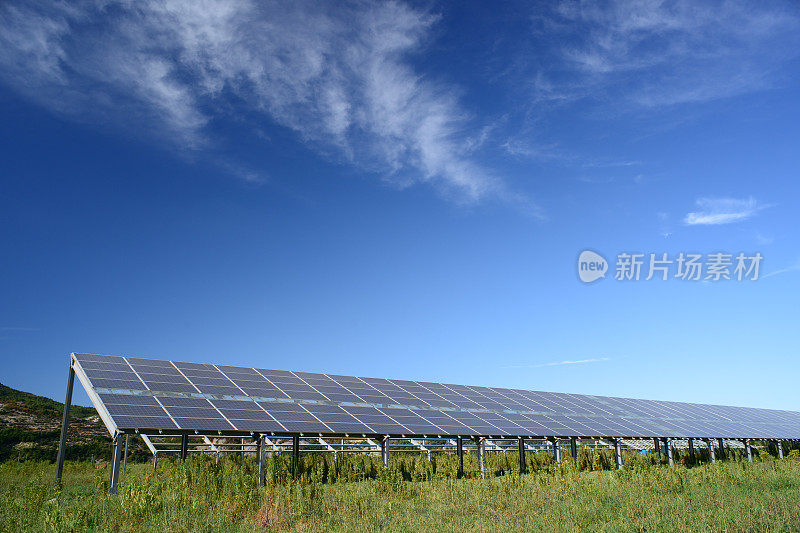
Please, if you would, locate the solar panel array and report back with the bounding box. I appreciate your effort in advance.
[74,353,800,439]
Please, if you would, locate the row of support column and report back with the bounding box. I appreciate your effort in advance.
[457,434,761,475]
[87,430,791,495]
[379,435,585,479]
[112,432,773,494]
[96,431,798,495]
[158,434,777,486]
[256,434,302,484]
[150,432,303,486]
[515,437,575,474]
[106,432,138,494]
[652,437,764,464]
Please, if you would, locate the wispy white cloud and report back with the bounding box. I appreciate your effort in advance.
[0,0,519,205]
[530,0,800,108]
[492,1,800,180]
[502,139,564,160]
[754,232,774,246]
[762,259,800,278]
[504,357,611,369]
[683,197,770,226]
[502,138,639,170]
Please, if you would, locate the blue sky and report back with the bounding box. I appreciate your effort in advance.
[1,0,799,411]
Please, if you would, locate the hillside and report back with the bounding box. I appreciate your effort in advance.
[0,382,148,463]
[0,383,105,434]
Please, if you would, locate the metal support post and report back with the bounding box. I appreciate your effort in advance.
[257,435,265,487]
[613,438,622,469]
[478,438,486,479]
[122,434,129,475]
[654,437,660,456]
[570,437,578,461]
[718,438,725,460]
[456,436,464,478]
[381,436,389,468]
[778,440,784,459]
[743,439,752,462]
[551,437,561,465]
[180,434,188,461]
[706,439,715,463]
[688,438,694,461]
[109,434,123,494]
[518,437,527,474]
[664,438,673,466]
[153,452,159,471]
[292,434,300,479]
[55,364,75,485]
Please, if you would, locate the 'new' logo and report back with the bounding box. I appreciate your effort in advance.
[578,250,607,283]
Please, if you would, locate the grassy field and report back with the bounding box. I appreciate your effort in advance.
[2,448,799,532]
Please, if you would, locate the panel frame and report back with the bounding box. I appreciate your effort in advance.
[69,353,800,441]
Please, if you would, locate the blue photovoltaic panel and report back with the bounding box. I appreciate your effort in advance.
[207,399,287,432]
[72,353,800,439]
[302,404,374,434]
[98,393,177,430]
[128,359,198,395]
[154,396,235,431]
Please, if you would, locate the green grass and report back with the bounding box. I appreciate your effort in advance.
[2,449,799,532]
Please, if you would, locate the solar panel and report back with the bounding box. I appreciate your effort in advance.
[70,353,800,440]
[97,393,178,430]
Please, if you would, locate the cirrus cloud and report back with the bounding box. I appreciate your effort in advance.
[529,0,800,109]
[503,357,611,369]
[0,0,524,206]
[683,197,771,226]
